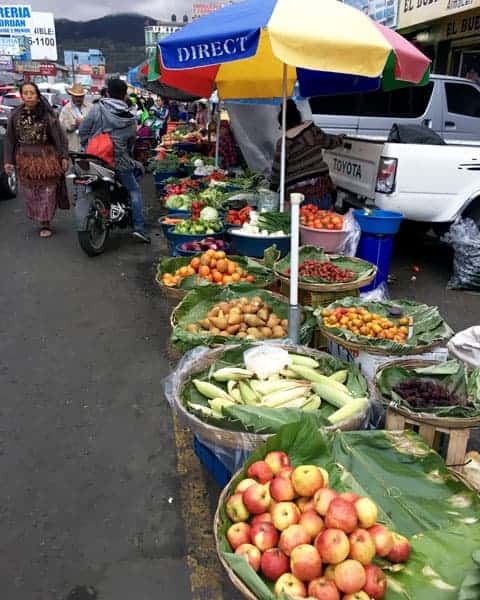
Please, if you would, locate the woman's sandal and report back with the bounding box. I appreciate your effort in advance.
[40,227,52,238]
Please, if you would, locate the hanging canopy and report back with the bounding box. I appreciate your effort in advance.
[158,0,430,100]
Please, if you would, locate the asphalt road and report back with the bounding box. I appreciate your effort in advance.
[1,183,479,600]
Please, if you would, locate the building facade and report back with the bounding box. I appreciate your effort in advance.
[145,16,188,59]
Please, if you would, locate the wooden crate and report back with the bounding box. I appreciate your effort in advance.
[385,408,471,474]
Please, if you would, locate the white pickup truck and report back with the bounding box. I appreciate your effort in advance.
[324,137,480,227]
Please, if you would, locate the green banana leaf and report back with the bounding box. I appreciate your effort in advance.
[171,285,316,352]
[181,342,368,433]
[157,254,275,290]
[376,359,480,418]
[316,298,453,355]
[275,245,376,284]
[216,418,480,600]
[459,550,480,600]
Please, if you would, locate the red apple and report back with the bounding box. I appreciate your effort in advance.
[272,501,300,531]
[368,525,394,558]
[260,547,289,581]
[315,528,350,565]
[363,564,387,599]
[314,488,338,516]
[251,521,279,552]
[334,560,366,594]
[355,497,379,529]
[274,573,307,598]
[325,498,358,533]
[324,565,336,581]
[319,467,330,488]
[269,499,278,516]
[235,478,257,494]
[250,512,273,527]
[235,543,261,572]
[387,532,411,563]
[226,493,250,522]
[348,528,376,565]
[247,460,273,484]
[291,544,323,582]
[278,466,295,480]
[227,522,251,550]
[299,510,324,539]
[292,465,324,497]
[279,524,311,556]
[308,577,341,600]
[243,483,271,515]
[265,451,291,475]
[339,492,360,504]
[270,475,296,502]
[343,593,370,600]
[297,496,316,513]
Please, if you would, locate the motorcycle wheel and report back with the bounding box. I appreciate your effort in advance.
[78,213,109,256]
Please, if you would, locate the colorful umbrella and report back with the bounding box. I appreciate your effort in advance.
[159,0,430,100]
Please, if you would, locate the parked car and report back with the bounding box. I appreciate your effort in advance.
[311,75,480,144]
[324,134,480,229]
[0,131,17,199]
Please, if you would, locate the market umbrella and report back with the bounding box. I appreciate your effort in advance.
[158,0,430,340]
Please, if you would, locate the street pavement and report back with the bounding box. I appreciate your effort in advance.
[0,182,479,600]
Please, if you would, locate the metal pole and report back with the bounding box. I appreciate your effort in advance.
[288,192,304,344]
[279,63,288,212]
[215,103,221,169]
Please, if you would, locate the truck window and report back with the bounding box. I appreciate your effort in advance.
[446,82,480,117]
[309,93,361,116]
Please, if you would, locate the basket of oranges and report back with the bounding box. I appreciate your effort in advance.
[156,249,277,298]
[299,206,347,253]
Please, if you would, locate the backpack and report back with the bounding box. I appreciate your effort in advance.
[86,132,115,166]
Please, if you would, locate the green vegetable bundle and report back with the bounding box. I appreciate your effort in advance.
[173,219,223,234]
[376,359,480,419]
[257,211,291,234]
[275,245,376,284]
[216,418,480,600]
[317,298,453,355]
[180,342,368,433]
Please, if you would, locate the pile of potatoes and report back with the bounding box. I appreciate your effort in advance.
[185,296,289,340]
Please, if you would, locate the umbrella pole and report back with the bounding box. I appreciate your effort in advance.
[279,63,288,212]
[288,192,304,344]
[215,103,221,169]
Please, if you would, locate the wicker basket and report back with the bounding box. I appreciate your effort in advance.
[168,343,370,452]
[375,359,480,429]
[155,269,188,300]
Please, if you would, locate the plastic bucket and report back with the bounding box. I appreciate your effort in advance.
[356,233,394,292]
[175,241,231,257]
[159,213,188,236]
[167,230,225,256]
[166,208,190,217]
[300,225,347,253]
[229,230,291,258]
[353,209,404,235]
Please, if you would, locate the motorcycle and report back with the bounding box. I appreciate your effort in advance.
[69,152,132,256]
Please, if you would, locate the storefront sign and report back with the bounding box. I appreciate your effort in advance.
[0,4,32,35]
[14,60,56,75]
[398,0,480,29]
[29,12,57,61]
[440,8,480,37]
[0,55,13,70]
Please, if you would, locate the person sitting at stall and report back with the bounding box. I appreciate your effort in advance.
[270,99,344,209]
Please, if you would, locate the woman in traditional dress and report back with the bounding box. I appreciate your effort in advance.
[4,82,69,238]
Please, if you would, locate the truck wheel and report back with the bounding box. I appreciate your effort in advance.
[464,199,480,228]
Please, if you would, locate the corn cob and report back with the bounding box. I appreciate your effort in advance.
[312,382,354,409]
[188,402,223,419]
[289,354,320,368]
[329,370,348,384]
[239,381,260,405]
[209,398,236,413]
[302,395,322,411]
[290,365,351,394]
[212,368,254,382]
[328,398,368,425]
[193,379,232,401]
[255,379,306,396]
[262,385,312,408]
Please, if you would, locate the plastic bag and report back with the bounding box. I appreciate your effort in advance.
[360,281,390,302]
[443,218,480,290]
[337,209,361,257]
[448,326,480,369]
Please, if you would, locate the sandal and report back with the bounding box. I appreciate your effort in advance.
[40,227,52,238]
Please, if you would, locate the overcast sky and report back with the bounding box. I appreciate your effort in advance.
[16,0,193,21]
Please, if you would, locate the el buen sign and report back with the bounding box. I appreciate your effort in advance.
[398,0,480,29]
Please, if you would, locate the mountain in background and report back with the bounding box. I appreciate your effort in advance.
[55,13,151,74]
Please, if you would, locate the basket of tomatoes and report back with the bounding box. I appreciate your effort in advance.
[299,205,347,253]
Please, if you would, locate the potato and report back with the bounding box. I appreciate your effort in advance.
[207,307,220,318]
[199,319,211,329]
[218,302,231,313]
[252,296,263,304]
[281,319,288,329]
[239,297,249,305]
[257,308,269,322]
[267,314,281,328]
[237,331,248,339]
[228,313,243,326]
[245,314,265,327]
[242,304,255,314]
[219,330,230,337]
[272,325,286,339]
[227,324,241,335]
[210,327,221,335]
[247,327,263,339]
[210,316,228,330]
[261,327,273,338]
[239,322,248,332]
[186,323,199,334]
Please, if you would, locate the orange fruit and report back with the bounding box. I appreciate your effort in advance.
[216,259,227,273]
[231,272,241,282]
[200,254,210,266]
[186,267,195,276]
[223,275,233,285]
[209,259,217,269]
[215,251,226,260]
[246,275,255,283]
[227,261,237,275]
[212,270,223,283]
[190,257,200,270]
[198,265,210,277]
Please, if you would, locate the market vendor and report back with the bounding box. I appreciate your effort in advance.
[270,100,344,209]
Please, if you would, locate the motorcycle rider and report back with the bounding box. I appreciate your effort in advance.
[79,78,150,243]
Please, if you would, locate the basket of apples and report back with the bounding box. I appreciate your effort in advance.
[216,450,411,600]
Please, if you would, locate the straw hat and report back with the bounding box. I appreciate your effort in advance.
[66,83,86,97]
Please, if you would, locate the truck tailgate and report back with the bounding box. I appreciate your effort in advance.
[324,138,384,199]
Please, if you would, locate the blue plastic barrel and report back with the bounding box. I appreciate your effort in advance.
[353,209,404,235]
[357,234,394,292]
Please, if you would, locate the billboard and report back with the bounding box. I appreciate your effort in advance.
[29,12,57,61]
[0,4,32,35]
[192,2,226,19]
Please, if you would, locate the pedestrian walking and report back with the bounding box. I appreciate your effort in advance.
[4,82,69,238]
[152,97,170,138]
[79,78,150,243]
[59,83,92,152]
[270,100,344,209]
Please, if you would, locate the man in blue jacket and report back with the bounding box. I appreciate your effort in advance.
[80,78,150,243]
